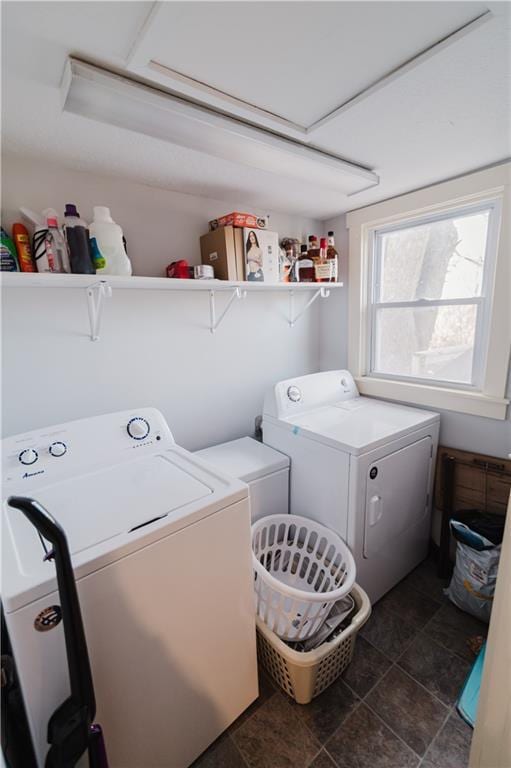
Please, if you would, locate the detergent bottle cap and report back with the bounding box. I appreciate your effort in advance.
[46,217,58,228]
[64,203,80,218]
[93,206,113,223]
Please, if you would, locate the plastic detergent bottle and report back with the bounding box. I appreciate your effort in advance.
[44,217,71,273]
[64,203,95,274]
[0,228,19,271]
[12,223,36,271]
[89,207,132,276]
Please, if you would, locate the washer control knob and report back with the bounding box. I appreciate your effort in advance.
[127,417,150,440]
[19,448,38,466]
[49,441,67,457]
[287,386,302,403]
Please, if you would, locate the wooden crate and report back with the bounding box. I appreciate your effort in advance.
[435,446,511,516]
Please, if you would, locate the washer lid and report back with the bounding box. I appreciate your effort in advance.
[6,453,213,561]
[3,413,249,612]
[196,437,289,482]
[278,398,439,454]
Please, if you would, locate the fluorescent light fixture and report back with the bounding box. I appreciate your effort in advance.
[61,58,379,195]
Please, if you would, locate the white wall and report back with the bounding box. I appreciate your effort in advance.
[3,155,508,458]
[320,215,511,460]
[1,155,320,278]
[319,214,349,371]
[1,154,323,448]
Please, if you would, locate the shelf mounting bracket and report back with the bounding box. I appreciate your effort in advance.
[288,286,330,327]
[86,280,112,341]
[209,287,247,333]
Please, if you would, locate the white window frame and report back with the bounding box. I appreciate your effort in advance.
[347,164,511,420]
[368,199,501,391]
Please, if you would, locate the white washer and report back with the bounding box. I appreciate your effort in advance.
[262,371,440,604]
[196,437,289,522]
[2,408,258,768]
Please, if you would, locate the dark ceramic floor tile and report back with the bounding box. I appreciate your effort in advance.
[366,666,448,756]
[232,692,321,768]
[292,677,359,744]
[379,581,441,629]
[191,733,247,768]
[422,711,472,768]
[229,670,275,732]
[325,704,419,768]
[342,635,392,697]
[401,558,448,604]
[360,602,419,660]
[398,634,470,706]
[449,709,473,735]
[427,603,488,661]
[309,750,338,768]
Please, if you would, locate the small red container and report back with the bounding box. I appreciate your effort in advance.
[166,260,192,279]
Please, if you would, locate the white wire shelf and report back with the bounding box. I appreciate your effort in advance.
[1,273,343,292]
[1,272,343,338]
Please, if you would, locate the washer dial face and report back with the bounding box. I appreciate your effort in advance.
[127,417,150,440]
[287,386,302,403]
[49,441,67,457]
[19,448,38,466]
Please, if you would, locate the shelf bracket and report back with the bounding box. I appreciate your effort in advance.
[209,287,247,333]
[86,280,112,341]
[288,286,331,327]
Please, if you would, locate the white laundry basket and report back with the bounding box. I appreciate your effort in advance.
[252,514,356,642]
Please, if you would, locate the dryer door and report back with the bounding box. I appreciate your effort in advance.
[364,436,432,558]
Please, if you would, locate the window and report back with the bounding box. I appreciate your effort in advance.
[369,202,500,389]
[346,164,511,419]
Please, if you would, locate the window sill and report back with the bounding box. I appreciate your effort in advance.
[355,376,509,420]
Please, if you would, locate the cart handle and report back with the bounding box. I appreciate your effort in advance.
[7,496,96,719]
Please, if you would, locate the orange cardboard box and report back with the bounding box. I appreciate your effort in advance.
[208,212,268,231]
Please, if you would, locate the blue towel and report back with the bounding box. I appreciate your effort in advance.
[457,642,486,728]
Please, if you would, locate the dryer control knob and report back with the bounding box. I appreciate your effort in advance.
[49,441,67,457]
[287,386,302,403]
[19,448,38,466]
[127,417,150,440]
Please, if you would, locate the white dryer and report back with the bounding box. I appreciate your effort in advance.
[2,408,257,768]
[262,371,440,603]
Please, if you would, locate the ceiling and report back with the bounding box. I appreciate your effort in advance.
[131,1,489,128]
[1,1,510,219]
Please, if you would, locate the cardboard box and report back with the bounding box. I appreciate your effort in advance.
[209,212,268,231]
[200,226,245,281]
[243,228,280,284]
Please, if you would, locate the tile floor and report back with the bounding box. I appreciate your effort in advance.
[192,557,487,768]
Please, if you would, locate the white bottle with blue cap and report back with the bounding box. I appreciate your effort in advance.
[89,206,132,276]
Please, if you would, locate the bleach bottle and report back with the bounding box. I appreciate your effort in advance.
[89,207,132,276]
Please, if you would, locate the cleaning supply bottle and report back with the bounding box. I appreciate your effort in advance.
[44,217,71,273]
[1,228,19,271]
[20,207,47,273]
[63,203,95,274]
[12,223,36,272]
[20,207,60,273]
[89,207,132,276]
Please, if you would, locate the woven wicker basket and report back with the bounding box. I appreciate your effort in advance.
[256,583,371,704]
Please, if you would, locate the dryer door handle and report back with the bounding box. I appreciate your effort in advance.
[368,495,383,527]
